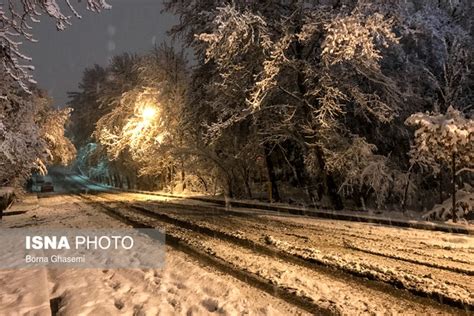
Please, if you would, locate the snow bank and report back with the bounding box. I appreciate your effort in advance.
[423,188,473,222]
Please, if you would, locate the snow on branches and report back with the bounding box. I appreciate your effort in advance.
[406,106,473,220]
[406,106,473,174]
[0,69,75,190]
[164,2,408,205]
[40,107,76,166]
[92,46,188,180]
[322,13,398,69]
[97,87,167,161]
[198,6,270,67]
[0,0,110,92]
[319,135,407,208]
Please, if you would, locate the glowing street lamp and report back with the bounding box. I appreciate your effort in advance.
[141,106,157,121]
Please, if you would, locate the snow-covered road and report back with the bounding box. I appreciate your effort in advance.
[1,193,306,315]
[1,173,472,315]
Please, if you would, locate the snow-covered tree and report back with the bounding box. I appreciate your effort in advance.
[164,1,408,206]
[69,53,142,188]
[95,52,175,157]
[39,106,76,166]
[0,0,110,91]
[163,0,472,209]
[0,67,75,191]
[63,0,474,209]
[406,107,473,220]
[0,0,108,193]
[0,70,46,188]
[67,64,108,147]
[400,3,473,114]
[73,46,192,192]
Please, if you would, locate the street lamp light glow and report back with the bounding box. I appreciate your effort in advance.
[141,106,157,121]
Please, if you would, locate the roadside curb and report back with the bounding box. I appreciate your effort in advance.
[77,175,474,235]
[1,194,39,217]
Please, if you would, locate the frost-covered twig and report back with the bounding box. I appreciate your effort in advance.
[0,0,110,92]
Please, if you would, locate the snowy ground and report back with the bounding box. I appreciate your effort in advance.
[0,173,472,315]
[0,195,306,315]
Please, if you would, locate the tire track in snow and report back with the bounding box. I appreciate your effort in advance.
[124,197,474,308]
[345,242,474,275]
[79,193,469,315]
[78,193,329,315]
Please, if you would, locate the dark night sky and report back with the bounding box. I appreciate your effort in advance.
[23,0,178,108]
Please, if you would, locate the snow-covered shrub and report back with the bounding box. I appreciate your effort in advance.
[406,107,473,174]
[422,187,473,222]
[323,136,409,208]
[406,107,473,220]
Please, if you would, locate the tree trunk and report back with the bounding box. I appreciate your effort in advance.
[264,145,281,202]
[314,147,343,210]
[167,167,172,186]
[402,169,412,212]
[114,174,121,188]
[181,169,186,190]
[288,144,316,204]
[327,174,343,210]
[126,176,131,190]
[213,175,218,195]
[167,167,173,193]
[227,178,234,199]
[452,153,457,222]
[244,175,253,199]
[197,175,208,192]
[180,158,186,190]
[439,172,444,204]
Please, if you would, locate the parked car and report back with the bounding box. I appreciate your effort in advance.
[40,182,54,193]
[0,187,14,219]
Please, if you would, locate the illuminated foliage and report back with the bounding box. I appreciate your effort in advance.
[162,0,472,208]
[406,107,473,174]
[71,0,473,210]
[0,68,75,190]
[97,88,167,160]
